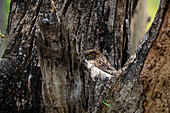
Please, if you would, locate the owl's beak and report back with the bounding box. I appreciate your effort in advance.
[81,56,85,60]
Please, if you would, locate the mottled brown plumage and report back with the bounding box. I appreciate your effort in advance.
[82,49,117,73]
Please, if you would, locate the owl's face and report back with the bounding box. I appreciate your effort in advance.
[81,49,100,60]
[81,49,116,72]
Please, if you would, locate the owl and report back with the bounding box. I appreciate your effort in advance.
[81,49,117,73]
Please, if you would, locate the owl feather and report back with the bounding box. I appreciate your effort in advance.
[82,49,117,74]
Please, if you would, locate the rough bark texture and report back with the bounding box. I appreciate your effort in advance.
[35,0,138,112]
[0,0,43,112]
[140,3,170,113]
[0,0,169,113]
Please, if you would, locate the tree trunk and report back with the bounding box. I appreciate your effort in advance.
[0,1,43,112]
[140,3,170,112]
[0,0,169,113]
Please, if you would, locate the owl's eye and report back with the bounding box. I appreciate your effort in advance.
[88,54,92,57]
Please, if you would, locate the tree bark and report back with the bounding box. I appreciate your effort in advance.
[140,3,170,113]
[0,0,169,113]
[0,1,43,112]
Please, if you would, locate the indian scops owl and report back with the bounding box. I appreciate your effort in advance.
[81,49,117,73]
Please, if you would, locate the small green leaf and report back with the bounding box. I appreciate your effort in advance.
[102,100,111,108]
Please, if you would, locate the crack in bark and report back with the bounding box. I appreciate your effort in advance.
[59,20,63,47]
[102,0,106,17]
[67,29,74,78]
[85,1,94,41]
[25,26,37,63]
[76,15,81,53]
[62,0,72,16]
[121,0,131,67]
[28,0,42,35]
